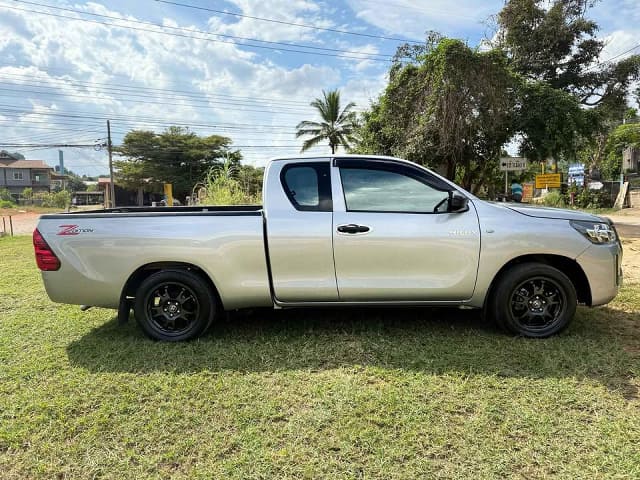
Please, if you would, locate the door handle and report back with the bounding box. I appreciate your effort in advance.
[337,224,370,234]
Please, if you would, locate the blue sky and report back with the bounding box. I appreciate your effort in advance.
[0,0,638,176]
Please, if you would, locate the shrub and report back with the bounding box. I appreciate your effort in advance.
[564,187,608,209]
[541,190,565,208]
[22,187,33,200]
[53,190,71,208]
[201,162,259,205]
[0,199,14,209]
[0,188,12,202]
[34,191,71,209]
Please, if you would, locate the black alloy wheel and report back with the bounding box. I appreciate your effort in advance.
[491,263,577,338]
[509,277,566,334]
[134,270,215,341]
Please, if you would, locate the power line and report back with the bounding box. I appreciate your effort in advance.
[12,0,396,59]
[154,0,422,44]
[0,86,328,116]
[1,2,394,62]
[0,105,304,130]
[0,73,330,107]
[584,42,640,72]
[0,143,105,148]
[0,72,319,108]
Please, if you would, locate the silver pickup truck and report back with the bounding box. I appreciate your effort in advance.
[34,155,623,341]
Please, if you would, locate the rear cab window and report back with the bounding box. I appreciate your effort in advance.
[280,162,332,212]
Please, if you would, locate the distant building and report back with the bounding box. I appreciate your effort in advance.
[0,152,53,196]
[98,177,163,207]
[623,147,639,172]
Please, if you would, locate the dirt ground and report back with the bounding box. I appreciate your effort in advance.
[3,207,640,281]
[606,208,640,283]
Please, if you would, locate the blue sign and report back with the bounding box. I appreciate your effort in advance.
[568,163,585,186]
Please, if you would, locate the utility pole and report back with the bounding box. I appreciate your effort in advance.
[107,120,116,208]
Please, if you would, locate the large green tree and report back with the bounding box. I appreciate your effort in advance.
[495,0,640,172]
[114,127,240,200]
[296,89,358,154]
[356,39,518,192]
[496,0,640,112]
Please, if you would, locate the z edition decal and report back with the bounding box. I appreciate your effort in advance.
[57,225,94,236]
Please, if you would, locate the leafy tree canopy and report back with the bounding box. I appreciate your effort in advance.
[356,38,518,192]
[114,127,240,199]
[496,0,640,112]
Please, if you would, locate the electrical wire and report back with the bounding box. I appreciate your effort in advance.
[0,72,321,108]
[1,2,394,62]
[154,0,422,44]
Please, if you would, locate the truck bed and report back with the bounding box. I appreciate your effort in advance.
[37,205,272,310]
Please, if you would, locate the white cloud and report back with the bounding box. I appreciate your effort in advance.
[345,0,502,40]
[207,0,333,44]
[600,30,640,62]
[0,1,368,172]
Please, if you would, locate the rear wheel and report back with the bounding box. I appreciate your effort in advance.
[134,270,215,341]
[491,263,577,338]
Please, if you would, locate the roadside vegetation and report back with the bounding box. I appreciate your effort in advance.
[1,235,638,478]
[201,159,261,205]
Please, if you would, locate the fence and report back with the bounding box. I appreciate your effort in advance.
[1,215,13,237]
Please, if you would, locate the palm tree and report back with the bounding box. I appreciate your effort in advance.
[296,89,358,154]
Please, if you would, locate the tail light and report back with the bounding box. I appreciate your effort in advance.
[33,229,60,271]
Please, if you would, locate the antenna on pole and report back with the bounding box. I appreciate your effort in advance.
[107,120,116,208]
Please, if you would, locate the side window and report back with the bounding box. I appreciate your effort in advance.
[339,167,450,213]
[281,162,332,212]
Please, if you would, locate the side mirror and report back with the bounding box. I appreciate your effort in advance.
[448,192,468,213]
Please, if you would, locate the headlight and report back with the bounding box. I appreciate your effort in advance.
[570,220,617,244]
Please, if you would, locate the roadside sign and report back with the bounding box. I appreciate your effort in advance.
[568,163,585,186]
[522,183,534,202]
[500,157,528,171]
[535,173,562,189]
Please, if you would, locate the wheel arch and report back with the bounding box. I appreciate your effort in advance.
[121,261,224,310]
[485,254,592,308]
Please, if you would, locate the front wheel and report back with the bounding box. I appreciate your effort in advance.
[490,263,577,338]
[134,270,215,341]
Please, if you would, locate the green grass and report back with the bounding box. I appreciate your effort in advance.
[1,236,639,479]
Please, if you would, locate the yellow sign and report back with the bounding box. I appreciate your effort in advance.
[163,183,173,206]
[535,174,561,189]
[522,183,534,202]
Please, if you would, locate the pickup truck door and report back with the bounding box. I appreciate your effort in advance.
[263,159,339,302]
[331,158,481,302]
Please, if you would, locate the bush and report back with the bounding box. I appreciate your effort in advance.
[541,190,565,208]
[564,186,608,209]
[0,199,15,209]
[0,188,12,202]
[54,190,71,208]
[201,162,259,205]
[34,191,71,209]
[22,187,33,200]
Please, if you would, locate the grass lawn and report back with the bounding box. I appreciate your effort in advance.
[1,235,639,479]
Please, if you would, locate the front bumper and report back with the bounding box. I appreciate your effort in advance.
[576,240,623,307]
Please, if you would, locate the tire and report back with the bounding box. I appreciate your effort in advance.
[490,263,577,338]
[134,269,216,341]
